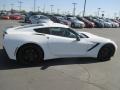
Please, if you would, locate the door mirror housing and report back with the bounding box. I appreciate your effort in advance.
[76,35,80,41]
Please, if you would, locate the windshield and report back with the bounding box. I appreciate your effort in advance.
[70,17,79,21]
[40,16,49,19]
[56,17,64,20]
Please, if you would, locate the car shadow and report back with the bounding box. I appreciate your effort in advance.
[0,49,105,70]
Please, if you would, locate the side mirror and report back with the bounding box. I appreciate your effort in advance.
[76,35,80,41]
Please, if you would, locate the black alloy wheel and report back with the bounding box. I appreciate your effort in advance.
[98,44,115,61]
[17,44,44,65]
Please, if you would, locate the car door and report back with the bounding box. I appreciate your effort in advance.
[47,27,92,57]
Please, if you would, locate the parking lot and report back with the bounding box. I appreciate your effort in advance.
[0,20,120,90]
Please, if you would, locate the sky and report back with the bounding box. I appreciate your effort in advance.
[0,0,120,18]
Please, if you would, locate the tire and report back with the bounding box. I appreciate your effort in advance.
[16,44,44,65]
[97,44,115,61]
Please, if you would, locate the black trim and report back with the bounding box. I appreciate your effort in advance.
[87,43,100,52]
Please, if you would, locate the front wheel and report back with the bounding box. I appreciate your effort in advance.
[97,44,115,61]
[17,44,44,65]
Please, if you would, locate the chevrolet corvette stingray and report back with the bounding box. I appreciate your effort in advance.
[3,23,117,64]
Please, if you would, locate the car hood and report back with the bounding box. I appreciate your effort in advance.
[77,31,115,44]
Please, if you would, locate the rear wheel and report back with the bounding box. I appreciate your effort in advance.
[97,44,115,61]
[17,44,44,65]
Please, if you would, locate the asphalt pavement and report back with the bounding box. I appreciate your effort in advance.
[0,20,120,90]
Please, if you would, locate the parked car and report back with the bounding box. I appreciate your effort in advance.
[55,16,71,26]
[117,19,120,23]
[46,15,60,23]
[0,15,10,20]
[85,17,104,28]
[104,19,119,28]
[24,12,38,23]
[96,18,112,28]
[67,16,85,28]
[9,14,23,20]
[111,19,120,27]
[24,13,31,23]
[3,23,117,65]
[77,17,95,28]
[29,15,53,24]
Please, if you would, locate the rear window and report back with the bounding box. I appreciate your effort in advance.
[34,28,50,34]
[40,16,49,19]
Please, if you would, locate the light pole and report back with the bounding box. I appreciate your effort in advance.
[72,3,77,16]
[114,12,117,19]
[43,4,46,13]
[38,6,40,12]
[67,11,70,15]
[50,5,54,14]
[83,0,86,17]
[18,1,23,11]
[3,4,6,11]
[101,11,105,18]
[98,8,101,17]
[119,11,120,18]
[10,4,14,10]
[57,9,59,14]
[34,0,36,12]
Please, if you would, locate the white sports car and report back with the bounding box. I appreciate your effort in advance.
[3,23,117,64]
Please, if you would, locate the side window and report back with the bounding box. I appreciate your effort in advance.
[34,28,50,34]
[67,18,71,20]
[50,27,76,38]
[33,16,38,19]
[60,28,76,38]
[50,27,64,36]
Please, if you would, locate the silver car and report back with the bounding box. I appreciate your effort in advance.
[29,15,53,24]
[55,16,71,26]
[99,19,112,28]
[105,19,119,28]
[67,17,85,28]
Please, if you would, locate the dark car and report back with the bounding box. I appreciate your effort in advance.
[55,16,71,26]
[77,17,95,28]
[24,12,38,23]
[85,17,104,28]
[46,15,60,23]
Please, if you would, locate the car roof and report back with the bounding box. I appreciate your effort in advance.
[15,23,69,30]
[43,23,69,28]
[32,15,46,17]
